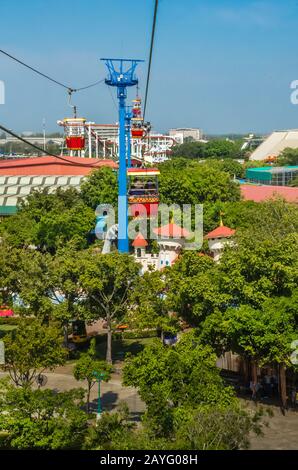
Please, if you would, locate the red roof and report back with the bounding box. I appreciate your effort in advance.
[154,222,190,238]
[0,156,118,176]
[206,225,236,239]
[0,308,14,317]
[241,185,298,203]
[132,233,148,247]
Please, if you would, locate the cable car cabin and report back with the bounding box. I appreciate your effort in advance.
[71,320,88,344]
[131,125,144,139]
[127,168,160,217]
[63,117,86,150]
[132,98,142,118]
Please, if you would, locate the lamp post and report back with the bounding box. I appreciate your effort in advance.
[93,371,107,421]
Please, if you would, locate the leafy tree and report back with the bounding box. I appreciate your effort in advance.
[80,167,118,210]
[217,159,244,178]
[73,339,112,412]
[171,142,206,160]
[170,139,243,160]
[172,405,264,450]
[49,243,89,343]
[0,242,25,305]
[1,188,94,253]
[11,249,54,320]
[218,232,298,308]
[201,293,298,408]
[0,381,88,450]
[158,162,240,207]
[127,270,179,341]
[165,252,227,326]
[204,139,243,159]
[1,319,66,387]
[123,331,266,447]
[79,251,140,363]
[84,402,134,450]
[123,332,236,437]
[277,147,298,166]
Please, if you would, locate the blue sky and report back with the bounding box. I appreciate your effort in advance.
[1,0,298,135]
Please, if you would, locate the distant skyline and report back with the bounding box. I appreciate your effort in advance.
[1,0,298,135]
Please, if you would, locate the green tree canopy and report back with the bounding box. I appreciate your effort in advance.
[158,161,240,206]
[80,167,118,210]
[2,319,66,387]
[277,147,298,166]
[1,188,94,253]
[73,339,112,412]
[79,251,140,363]
[0,382,88,450]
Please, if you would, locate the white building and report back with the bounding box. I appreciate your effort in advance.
[250,129,298,161]
[169,127,203,143]
[205,224,236,263]
[132,222,190,273]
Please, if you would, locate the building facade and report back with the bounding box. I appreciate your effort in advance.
[168,127,203,143]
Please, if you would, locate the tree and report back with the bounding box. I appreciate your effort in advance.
[277,147,298,166]
[79,251,140,363]
[171,142,206,160]
[204,139,243,159]
[218,232,298,308]
[123,332,236,436]
[201,292,298,409]
[49,243,89,344]
[127,270,179,342]
[172,405,264,450]
[170,139,243,160]
[80,167,118,210]
[158,161,240,207]
[84,402,134,450]
[1,319,66,387]
[73,339,112,412]
[1,188,95,253]
[165,252,227,326]
[0,381,88,450]
[123,331,265,446]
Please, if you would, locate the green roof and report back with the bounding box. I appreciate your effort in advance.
[247,166,298,172]
[0,206,17,216]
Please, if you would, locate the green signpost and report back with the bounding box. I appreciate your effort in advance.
[93,371,107,421]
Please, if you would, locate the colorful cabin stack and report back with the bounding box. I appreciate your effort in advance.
[131,97,144,139]
[127,167,160,218]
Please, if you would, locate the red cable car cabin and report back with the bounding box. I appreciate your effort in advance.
[63,117,86,150]
[131,126,144,139]
[127,168,160,217]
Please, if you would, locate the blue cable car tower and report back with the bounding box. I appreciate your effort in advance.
[101,58,144,253]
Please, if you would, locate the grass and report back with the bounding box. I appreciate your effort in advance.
[94,334,156,362]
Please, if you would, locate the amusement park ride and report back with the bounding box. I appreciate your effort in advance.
[57,96,174,163]
[58,58,165,255]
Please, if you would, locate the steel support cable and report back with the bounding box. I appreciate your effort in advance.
[0,124,106,167]
[0,49,104,93]
[143,0,159,121]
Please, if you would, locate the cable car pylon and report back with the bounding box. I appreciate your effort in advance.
[101,58,144,253]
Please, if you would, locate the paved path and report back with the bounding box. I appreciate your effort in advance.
[1,370,298,448]
[0,370,145,419]
[248,404,298,450]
